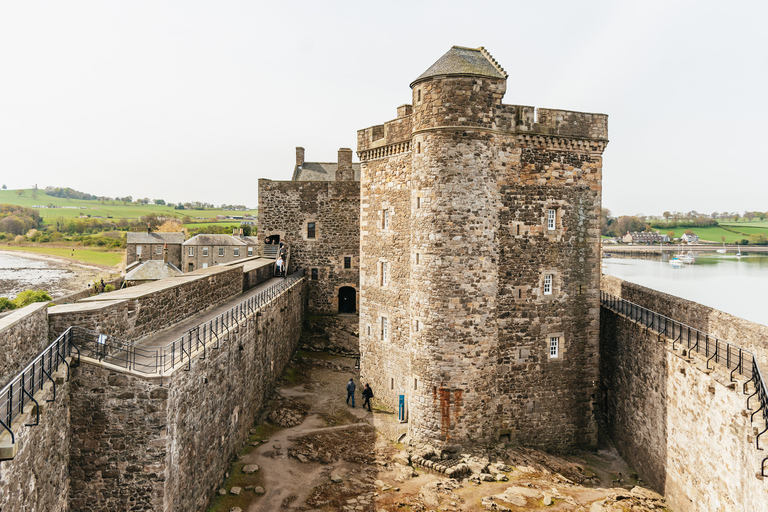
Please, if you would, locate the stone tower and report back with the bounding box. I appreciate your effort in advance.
[358,46,608,451]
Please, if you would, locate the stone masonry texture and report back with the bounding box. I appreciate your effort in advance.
[258,179,360,315]
[600,306,768,511]
[0,302,49,389]
[357,46,607,450]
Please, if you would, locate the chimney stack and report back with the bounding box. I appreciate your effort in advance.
[336,148,353,181]
[147,222,151,234]
[296,147,305,167]
[163,243,168,264]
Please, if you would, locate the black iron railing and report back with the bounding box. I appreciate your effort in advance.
[0,328,79,445]
[75,270,305,375]
[601,291,768,476]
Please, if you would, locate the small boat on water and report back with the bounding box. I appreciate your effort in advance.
[669,256,684,268]
[737,245,742,259]
[717,242,726,254]
[680,251,696,264]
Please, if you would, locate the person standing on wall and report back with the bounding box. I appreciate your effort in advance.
[346,377,356,408]
[362,383,373,412]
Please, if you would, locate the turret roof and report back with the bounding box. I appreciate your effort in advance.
[411,46,507,87]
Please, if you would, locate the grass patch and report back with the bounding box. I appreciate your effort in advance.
[0,244,122,266]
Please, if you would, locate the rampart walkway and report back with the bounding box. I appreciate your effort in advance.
[137,276,285,349]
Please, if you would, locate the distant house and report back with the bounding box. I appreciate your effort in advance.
[124,259,183,286]
[622,231,668,244]
[681,233,700,244]
[181,234,258,272]
[126,232,184,268]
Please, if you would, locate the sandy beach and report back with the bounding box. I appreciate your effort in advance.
[0,249,120,300]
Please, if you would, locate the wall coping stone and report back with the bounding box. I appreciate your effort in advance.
[0,302,49,334]
[48,299,129,315]
[79,265,239,302]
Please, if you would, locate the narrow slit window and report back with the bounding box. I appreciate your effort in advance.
[391,378,394,390]
[381,262,388,286]
[416,196,421,209]
[415,253,420,265]
[382,209,389,230]
[307,222,316,239]
[544,274,553,295]
[414,378,418,390]
[311,268,318,280]
[381,317,388,340]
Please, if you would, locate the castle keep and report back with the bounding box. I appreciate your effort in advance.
[357,46,608,449]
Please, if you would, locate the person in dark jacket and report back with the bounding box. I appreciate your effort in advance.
[362,383,373,412]
[346,377,356,408]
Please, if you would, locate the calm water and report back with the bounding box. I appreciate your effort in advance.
[602,254,768,327]
[0,253,75,299]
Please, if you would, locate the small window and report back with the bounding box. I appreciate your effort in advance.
[155,246,162,255]
[416,142,421,154]
[381,317,388,340]
[136,246,142,256]
[234,248,240,257]
[218,247,224,257]
[414,378,418,391]
[416,196,421,208]
[415,253,420,265]
[548,209,556,230]
[188,247,194,257]
[417,89,421,102]
[344,256,352,269]
[311,268,318,280]
[367,325,371,336]
[381,262,388,286]
[248,247,253,257]
[391,378,394,390]
[382,210,389,230]
[544,275,553,295]
[202,247,209,257]
[549,337,560,358]
[307,222,316,239]
[414,320,422,333]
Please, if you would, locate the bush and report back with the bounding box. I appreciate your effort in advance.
[104,284,115,292]
[749,233,768,245]
[12,290,52,308]
[0,297,15,312]
[13,235,25,243]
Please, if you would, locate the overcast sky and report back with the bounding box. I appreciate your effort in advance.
[1,0,765,216]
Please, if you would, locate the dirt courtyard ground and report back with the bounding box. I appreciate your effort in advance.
[207,352,671,512]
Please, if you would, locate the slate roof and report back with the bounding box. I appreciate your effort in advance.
[411,46,507,86]
[126,232,185,244]
[125,260,183,281]
[182,234,247,246]
[292,162,362,181]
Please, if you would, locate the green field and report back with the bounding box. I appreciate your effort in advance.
[655,222,768,244]
[0,244,123,266]
[0,188,257,221]
[183,222,242,229]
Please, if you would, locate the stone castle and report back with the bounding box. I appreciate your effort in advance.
[2,46,767,512]
[261,45,608,450]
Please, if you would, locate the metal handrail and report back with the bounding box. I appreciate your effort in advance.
[0,328,77,444]
[601,291,768,475]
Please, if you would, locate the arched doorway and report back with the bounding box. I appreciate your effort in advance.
[338,286,356,314]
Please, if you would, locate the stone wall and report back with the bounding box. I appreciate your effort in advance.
[54,276,124,304]
[164,278,305,511]
[64,278,305,511]
[68,365,167,510]
[48,300,131,342]
[258,179,360,315]
[0,367,70,512]
[602,274,768,368]
[600,307,768,512]
[0,302,49,388]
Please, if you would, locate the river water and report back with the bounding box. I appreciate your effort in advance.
[0,252,77,299]
[602,254,768,327]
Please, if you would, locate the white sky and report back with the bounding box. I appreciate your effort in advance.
[1,0,765,216]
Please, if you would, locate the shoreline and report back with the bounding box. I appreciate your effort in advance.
[0,249,121,300]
